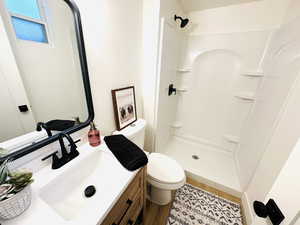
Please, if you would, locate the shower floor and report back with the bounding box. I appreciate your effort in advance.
[161,136,242,197]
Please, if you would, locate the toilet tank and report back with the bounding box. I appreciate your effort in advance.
[113,119,146,149]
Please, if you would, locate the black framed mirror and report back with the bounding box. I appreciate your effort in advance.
[0,0,94,161]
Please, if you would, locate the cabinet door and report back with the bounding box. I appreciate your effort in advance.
[101,168,145,225]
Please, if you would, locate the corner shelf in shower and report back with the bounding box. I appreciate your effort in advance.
[171,122,183,128]
[177,86,188,93]
[235,92,255,101]
[177,68,192,73]
[241,71,264,77]
[223,135,240,144]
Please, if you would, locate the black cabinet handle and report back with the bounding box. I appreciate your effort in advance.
[126,199,133,205]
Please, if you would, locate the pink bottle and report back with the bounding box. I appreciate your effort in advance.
[88,122,101,147]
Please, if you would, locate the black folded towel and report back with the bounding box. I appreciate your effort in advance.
[46,120,75,131]
[104,135,148,171]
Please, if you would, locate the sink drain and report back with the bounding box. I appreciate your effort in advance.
[84,185,96,198]
[192,155,199,160]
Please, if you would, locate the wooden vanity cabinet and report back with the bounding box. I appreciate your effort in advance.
[100,167,146,225]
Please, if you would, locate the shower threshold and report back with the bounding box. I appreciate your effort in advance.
[162,136,242,197]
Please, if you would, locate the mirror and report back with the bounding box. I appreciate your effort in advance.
[0,0,93,159]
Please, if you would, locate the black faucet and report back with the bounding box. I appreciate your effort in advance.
[42,132,80,169]
[36,122,53,137]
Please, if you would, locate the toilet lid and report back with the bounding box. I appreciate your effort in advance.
[147,153,185,184]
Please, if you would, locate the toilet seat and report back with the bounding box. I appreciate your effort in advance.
[147,153,186,190]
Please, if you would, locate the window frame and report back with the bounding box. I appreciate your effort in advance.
[6,0,50,44]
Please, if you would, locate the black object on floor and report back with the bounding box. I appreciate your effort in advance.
[254,199,285,225]
[104,135,148,171]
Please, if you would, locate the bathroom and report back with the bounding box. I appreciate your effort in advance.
[0,0,300,224]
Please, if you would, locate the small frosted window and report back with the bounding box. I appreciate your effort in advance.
[5,0,41,19]
[5,0,49,43]
[11,17,48,43]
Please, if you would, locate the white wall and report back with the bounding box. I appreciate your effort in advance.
[142,0,160,151]
[238,14,300,191]
[241,1,300,223]
[253,140,300,225]
[155,20,184,152]
[76,0,143,135]
[189,0,291,35]
[248,71,300,225]
[180,0,261,12]
[142,0,184,151]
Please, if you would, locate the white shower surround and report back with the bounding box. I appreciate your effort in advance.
[155,23,272,193]
[152,1,300,223]
[174,49,244,154]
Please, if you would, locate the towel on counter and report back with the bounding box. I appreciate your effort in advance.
[104,135,148,171]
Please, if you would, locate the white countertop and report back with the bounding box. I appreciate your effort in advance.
[0,142,140,225]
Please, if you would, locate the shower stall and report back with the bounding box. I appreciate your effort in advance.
[153,13,300,198]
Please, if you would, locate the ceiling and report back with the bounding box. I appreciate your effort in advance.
[179,0,262,12]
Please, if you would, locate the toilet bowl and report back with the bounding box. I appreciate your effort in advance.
[113,119,186,205]
[147,153,186,205]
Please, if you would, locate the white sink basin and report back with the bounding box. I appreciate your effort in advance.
[38,150,128,221]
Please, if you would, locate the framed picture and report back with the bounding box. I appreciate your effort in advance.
[111,86,137,131]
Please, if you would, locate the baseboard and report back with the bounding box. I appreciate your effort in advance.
[186,170,242,198]
[241,192,254,225]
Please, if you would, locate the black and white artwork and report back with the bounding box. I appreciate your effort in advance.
[112,86,137,130]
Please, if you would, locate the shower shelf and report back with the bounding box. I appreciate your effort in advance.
[241,71,264,77]
[235,92,255,101]
[177,68,191,73]
[223,135,240,143]
[171,122,183,128]
[177,87,188,92]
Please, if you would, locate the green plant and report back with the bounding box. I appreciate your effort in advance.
[8,171,34,193]
[0,159,10,185]
[0,159,34,201]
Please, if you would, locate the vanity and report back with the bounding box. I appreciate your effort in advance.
[1,143,146,225]
[101,165,146,225]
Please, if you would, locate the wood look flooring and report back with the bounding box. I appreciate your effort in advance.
[144,177,244,225]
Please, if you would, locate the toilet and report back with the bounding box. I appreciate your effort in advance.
[113,119,186,205]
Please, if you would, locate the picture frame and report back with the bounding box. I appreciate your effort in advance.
[111,86,137,131]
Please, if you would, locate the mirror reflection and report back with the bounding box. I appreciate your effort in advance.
[0,0,88,149]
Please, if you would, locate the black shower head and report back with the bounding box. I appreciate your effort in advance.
[174,15,189,28]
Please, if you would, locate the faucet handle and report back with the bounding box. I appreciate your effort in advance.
[68,139,81,147]
[41,151,58,161]
[41,151,63,170]
[51,153,63,170]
